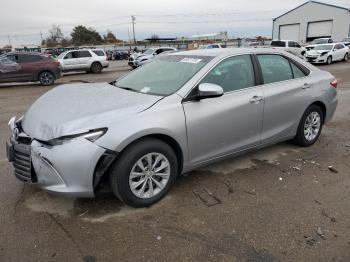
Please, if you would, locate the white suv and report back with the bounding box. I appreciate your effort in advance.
[58,49,109,73]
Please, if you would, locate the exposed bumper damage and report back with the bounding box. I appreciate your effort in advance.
[7,129,115,197]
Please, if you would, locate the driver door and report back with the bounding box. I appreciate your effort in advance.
[183,54,264,165]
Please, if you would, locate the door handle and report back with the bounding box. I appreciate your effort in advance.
[249,96,264,104]
[302,83,311,89]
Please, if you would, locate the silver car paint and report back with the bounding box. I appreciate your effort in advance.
[9,48,337,197]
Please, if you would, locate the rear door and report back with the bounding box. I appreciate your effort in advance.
[257,54,313,144]
[16,54,43,80]
[333,44,345,61]
[183,54,264,165]
[76,50,92,68]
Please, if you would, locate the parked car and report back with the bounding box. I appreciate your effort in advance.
[341,37,350,47]
[6,48,338,207]
[57,49,109,73]
[270,40,306,57]
[200,44,224,49]
[128,47,177,68]
[0,52,61,85]
[113,50,129,60]
[305,43,349,64]
[305,38,333,51]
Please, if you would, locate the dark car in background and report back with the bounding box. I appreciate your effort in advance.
[0,52,61,85]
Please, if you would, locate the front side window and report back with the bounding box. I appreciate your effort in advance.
[201,55,255,92]
[257,55,293,84]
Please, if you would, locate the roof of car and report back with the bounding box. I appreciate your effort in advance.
[171,48,287,57]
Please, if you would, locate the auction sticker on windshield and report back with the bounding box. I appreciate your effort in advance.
[180,58,202,64]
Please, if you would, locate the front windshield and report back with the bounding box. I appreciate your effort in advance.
[313,45,333,51]
[114,55,213,96]
[143,48,156,55]
[57,51,68,59]
[311,39,327,44]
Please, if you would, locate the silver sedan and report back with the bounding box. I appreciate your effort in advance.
[6,48,338,207]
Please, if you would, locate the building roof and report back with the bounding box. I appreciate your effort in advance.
[273,1,350,21]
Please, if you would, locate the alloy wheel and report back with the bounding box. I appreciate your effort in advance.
[304,111,321,141]
[129,153,171,199]
[40,72,54,85]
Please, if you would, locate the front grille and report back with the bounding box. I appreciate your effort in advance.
[13,143,33,182]
[307,57,317,62]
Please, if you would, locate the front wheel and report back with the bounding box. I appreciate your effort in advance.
[292,105,323,147]
[343,53,348,62]
[39,71,55,86]
[326,56,332,65]
[109,138,178,207]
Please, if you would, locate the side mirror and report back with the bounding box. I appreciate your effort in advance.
[198,83,224,99]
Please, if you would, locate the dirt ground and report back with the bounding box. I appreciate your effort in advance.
[0,60,349,262]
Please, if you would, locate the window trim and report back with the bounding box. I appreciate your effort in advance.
[183,54,260,102]
[254,53,310,85]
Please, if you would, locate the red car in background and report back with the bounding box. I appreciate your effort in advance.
[0,52,61,85]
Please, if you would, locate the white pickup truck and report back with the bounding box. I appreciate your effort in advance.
[270,40,306,57]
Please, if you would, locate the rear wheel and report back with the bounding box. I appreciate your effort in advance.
[343,53,348,62]
[109,138,178,207]
[292,105,323,147]
[39,71,55,86]
[90,62,102,73]
[326,56,332,65]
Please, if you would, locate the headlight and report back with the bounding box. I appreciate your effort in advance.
[321,51,329,56]
[46,128,107,146]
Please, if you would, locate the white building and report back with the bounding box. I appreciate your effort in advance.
[272,1,350,43]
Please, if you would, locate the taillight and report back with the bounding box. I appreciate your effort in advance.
[330,79,337,88]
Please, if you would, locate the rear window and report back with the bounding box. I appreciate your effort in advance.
[271,41,286,47]
[92,50,105,56]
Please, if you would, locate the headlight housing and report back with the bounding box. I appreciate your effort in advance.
[321,51,329,56]
[46,128,107,146]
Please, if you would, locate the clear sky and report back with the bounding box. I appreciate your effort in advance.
[0,0,349,46]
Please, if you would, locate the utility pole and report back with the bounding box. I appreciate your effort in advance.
[40,31,43,45]
[7,35,12,46]
[131,15,136,44]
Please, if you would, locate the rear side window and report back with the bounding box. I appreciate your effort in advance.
[77,51,92,58]
[290,62,306,78]
[257,55,293,84]
[18,54,42,62]
[93,50,105,56]
[271,41,286,47]
[201,54,255,92]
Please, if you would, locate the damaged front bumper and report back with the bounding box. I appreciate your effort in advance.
[6,127,114,197]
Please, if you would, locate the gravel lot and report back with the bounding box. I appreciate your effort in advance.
[0,60,349,262]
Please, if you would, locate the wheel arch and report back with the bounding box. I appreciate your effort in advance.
[309,101,327,122]
[93,133,185,191]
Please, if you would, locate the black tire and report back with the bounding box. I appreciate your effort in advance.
[292,105,324,147]
[90,62,102,73]
[326,56,332,65]
[39,71,55,86]
[343,53,348,62]
[109,138,178,208]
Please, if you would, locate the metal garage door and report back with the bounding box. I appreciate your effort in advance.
[307,20,333,41]
[279,24,300,41]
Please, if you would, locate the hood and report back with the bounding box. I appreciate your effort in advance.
[135,54,152,61]
[22,83,162,141]
[307,49,330,56]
